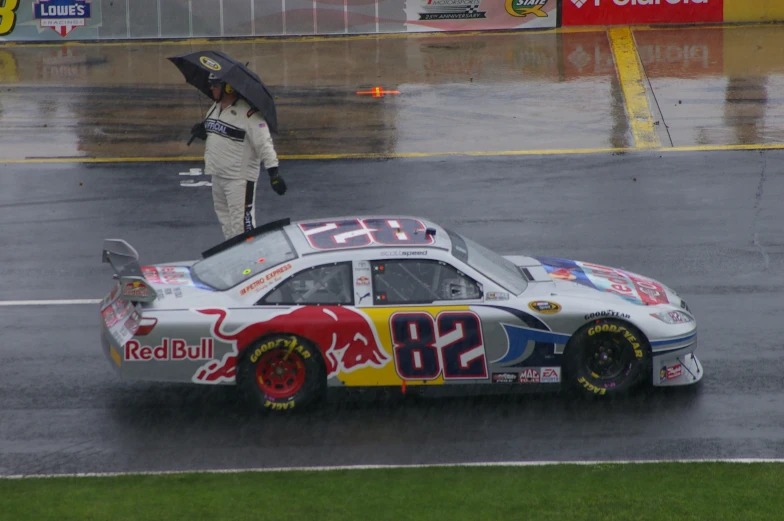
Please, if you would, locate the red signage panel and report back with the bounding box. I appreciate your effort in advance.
[563,0,724,26]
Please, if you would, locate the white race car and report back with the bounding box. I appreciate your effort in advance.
[99,216,702,412]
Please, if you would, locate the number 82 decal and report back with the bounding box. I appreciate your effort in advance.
[390,311,488,381]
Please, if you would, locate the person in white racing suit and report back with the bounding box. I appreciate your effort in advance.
[190,73,286,240]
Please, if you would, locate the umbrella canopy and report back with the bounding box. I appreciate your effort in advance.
[168,50,278,134]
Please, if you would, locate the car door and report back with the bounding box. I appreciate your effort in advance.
[362,256,492,386]
[254,261,400,387]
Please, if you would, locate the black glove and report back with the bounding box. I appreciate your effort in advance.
[267,167,287,195]
[190,122,207,141]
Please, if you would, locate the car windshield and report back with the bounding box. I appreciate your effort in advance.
[191,229,297,290]
[445,228,528,295]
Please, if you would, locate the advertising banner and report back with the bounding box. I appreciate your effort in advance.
[391,0,556,32]
[1,0,558,41]
[563,0,723,27]
[0,0,103,40]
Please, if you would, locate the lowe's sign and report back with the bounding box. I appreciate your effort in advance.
[33,0,92,37]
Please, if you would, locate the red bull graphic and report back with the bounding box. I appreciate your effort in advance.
[535,257,669,306]
[125,338,214,361]
[191,306,391,384]
[122,280,150,298]
[582,262,668,305]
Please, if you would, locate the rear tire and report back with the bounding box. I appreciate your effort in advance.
[237,334,326,413]
[563,319,650,398]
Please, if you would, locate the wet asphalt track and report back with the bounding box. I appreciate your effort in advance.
[2,150,784,476]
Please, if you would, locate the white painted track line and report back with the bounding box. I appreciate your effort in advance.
[3,459,784,479]
[0,299,101,306]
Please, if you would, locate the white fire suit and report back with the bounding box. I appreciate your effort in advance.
[203,97,279,240]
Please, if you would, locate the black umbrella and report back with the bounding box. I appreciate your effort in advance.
[168,50,278,134]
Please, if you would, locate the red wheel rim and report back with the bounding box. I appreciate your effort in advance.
[255,349,306,399]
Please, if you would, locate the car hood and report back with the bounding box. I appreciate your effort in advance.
[506,255,679,307]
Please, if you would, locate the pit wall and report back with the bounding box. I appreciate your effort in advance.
[0,0,556,41]
[0,0,780,42]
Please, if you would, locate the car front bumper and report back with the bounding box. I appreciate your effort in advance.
[651,339,703,387]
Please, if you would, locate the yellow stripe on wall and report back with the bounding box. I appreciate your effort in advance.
[725,0,784,22]
[607,27,661,150]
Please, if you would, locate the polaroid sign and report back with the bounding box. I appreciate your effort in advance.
[33,0,92,37]
[563,0,723,26]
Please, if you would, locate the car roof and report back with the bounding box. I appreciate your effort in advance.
[282,215,452,256]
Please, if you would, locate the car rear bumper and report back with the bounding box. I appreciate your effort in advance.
[100,326,124,376]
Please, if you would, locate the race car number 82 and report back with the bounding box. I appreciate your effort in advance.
[390,311,488,380]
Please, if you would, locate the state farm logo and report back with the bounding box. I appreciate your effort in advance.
[572,0,708,6]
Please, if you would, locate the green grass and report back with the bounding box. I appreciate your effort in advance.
[1,463,783,521]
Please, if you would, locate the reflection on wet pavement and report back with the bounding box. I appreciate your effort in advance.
[1,25,783,160]
[636,26,784,147]
[0,33,623,159]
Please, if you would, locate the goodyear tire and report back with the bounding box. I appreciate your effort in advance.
[237,334,326,413]
[563,319,650,398]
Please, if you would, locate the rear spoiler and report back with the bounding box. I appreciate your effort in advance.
[101,239,157,303]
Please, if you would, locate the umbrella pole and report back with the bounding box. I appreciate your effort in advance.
[187,86,207,147]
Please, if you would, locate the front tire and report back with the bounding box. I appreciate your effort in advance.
[237,334,326,413]
[563,319,650,398]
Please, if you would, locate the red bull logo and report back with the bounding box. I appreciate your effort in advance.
[549,268,577,281]
[191,306,391,383]
[125,338,214,361]
[123,280,150,298]
[581,262,669,305]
